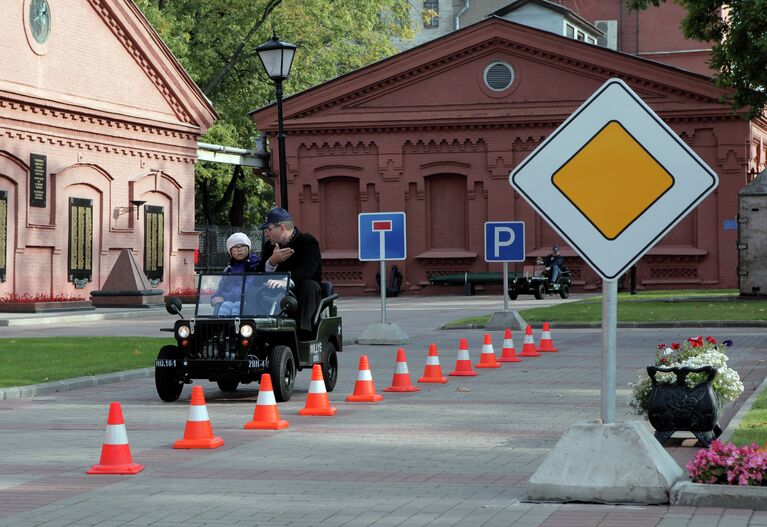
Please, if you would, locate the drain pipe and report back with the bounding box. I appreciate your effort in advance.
[455,0,470,30]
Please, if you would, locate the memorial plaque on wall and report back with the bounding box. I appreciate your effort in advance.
[0,191,6,282]
[144,205,164,281]
[29,154,47,208]
[68,197,93,283]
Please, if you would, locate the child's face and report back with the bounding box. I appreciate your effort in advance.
[230,244,249,261]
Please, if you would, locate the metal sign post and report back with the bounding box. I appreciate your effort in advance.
[484,221,525,318]
[601,279,617,423]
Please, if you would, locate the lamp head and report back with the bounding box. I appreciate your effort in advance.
[256,34,297,81]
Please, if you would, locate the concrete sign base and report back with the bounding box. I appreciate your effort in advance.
[485,311,526,331]
[527,421,684,504]
[358,322,410,345]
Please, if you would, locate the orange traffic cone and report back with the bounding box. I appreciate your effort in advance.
[244,373,289,429]
[519,325,541,357]
[498,328,521,362]
[173,386,224,449]
[418,343,448,384]
[299,364,337,416]
[475,333,501,368]
[449,338,478,376]
[346,355,383,402]
[87,402,144,474]
[537,322,559,352]
[384,348,421,392]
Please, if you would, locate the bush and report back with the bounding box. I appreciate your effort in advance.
[688,440,767,486]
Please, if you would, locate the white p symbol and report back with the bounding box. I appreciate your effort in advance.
[494,227,515,258]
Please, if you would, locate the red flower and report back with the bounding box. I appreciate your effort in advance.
[688,336,704,348]
[671,342,680,350]
[658,343,666,350]
[706,336,717,344]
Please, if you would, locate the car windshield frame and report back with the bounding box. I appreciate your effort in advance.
[194,272,291,318]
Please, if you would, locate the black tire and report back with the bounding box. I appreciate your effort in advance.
[155,345,184,402]
[508,291,518,300]
[534,282,546,300]
[217,379,239,392]
[321,342,338,392]
[269,345,295,402]
[559,283,570,299]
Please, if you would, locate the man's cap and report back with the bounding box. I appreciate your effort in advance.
[226,232,251,252]
[259,207,293,230]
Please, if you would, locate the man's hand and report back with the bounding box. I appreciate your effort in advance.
[268,243,295,267]
[211,295,224,305]
[265,278,289,289]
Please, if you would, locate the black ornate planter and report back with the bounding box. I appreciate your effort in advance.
[646,365,722,447]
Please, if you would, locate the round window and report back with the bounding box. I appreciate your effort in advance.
[483,61,514,92]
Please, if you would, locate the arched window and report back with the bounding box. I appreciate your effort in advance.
[320,177,359,250]
[427,174,466,250]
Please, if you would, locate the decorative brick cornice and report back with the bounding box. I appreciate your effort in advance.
[88,0,194,125]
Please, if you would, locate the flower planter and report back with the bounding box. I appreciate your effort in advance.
[646,365,722,447]
[0,301,94,313]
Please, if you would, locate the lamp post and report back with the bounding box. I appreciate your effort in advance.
[256,33,297,211]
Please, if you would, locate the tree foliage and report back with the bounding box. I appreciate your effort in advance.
[627,0,767,120]
[135,0,415,225]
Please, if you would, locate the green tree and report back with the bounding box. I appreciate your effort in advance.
[135,0,415,226]
[627,0,767,120]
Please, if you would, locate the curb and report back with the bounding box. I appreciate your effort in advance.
[719,375,767,444]
[444,320,767,329]
[0,308,166,327]
[0,368,154,400]
[671,480,767,510]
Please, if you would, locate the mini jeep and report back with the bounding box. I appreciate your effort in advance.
[155,272,342,402]
[507,261,572,300]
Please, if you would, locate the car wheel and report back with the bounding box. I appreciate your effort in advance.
[534,282,546,300]
[322,342,338,392]
[155,345,184,402]
[269,345,295,402]
[559,283,570,299]
[217,379,239,392]
[508,291,518,300]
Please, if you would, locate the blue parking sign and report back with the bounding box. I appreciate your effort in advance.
[359,212,406,261]
[485,222,525,262]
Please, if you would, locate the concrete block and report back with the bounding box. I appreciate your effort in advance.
[357,322,410,345]
[671,481,767,511]
[527,420,684,504]
[485,310,526,331]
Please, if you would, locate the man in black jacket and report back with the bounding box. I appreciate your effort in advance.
[257,207,322,338]
[542,245,564,283]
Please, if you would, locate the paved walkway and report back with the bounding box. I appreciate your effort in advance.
[0,296,766,526]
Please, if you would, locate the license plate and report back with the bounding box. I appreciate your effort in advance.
[248,358,267,369]
[155,359,176,367]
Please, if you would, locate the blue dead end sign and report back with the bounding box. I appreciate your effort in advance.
[485,222,525,262]
[358,212,406,261]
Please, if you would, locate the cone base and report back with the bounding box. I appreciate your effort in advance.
[244,420,289,430]
[87,463,144,475]
[346,393,383,402]
[475,363,501,368]
[519,349,542,357]
[449,371,478,376]
[173,436,224,449]
[299,406,337,416]
[538,347,558,352]
[418,376,448,383]
[498,357,522,362]
[383,385,420,392]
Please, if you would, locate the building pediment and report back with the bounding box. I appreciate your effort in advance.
[252,17,729,133]
[2,0,216,132]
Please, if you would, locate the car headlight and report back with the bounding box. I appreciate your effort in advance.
[176,325,191,339]
[240,324,254,338]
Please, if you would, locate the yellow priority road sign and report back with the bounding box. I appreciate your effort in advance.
[510,79,718,280]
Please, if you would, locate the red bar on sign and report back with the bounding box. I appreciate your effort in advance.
[372,220,392,232]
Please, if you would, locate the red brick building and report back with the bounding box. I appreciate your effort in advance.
[0,0,216,299]
[251,17,767,296]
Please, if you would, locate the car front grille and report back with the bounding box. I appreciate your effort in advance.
[191,322,239,360]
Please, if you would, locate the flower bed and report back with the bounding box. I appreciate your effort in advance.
[688,440,767,485]
[0,293,92,313]
[165,287,197,304]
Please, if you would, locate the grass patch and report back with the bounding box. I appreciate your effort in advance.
[731,387,767,447]
[0,337,171,387]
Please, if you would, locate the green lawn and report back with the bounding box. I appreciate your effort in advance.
[731,386,767,447]
[0,337,171,387]
[443,289,765,327]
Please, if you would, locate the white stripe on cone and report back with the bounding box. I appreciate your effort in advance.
[541,330,552,340]
[395,362,409,374]
[503,338,514,348]
[308,380,327,394]
[357,369,373,381]
[481,344,494,355]
[103,424,129,445]
[256,389,277,406]
[187,405,210,422]
[524,334,534,344]
[426,356,440,365]
[457,349,470,360]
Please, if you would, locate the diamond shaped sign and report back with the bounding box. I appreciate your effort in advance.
[510,79,718,280]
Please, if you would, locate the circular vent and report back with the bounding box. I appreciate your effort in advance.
[484,62,514,91]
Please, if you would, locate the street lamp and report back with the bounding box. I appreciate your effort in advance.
[256,33,297,211]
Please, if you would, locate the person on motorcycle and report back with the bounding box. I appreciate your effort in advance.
[542,245,564,283]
